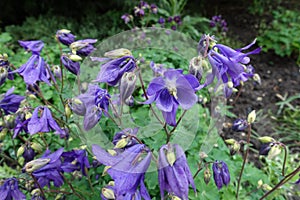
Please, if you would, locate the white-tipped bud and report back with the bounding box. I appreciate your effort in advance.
[247,110,256,124]
[102,187,115,199]
[253,73,261,85]
[23,158,50,173]
[104,48,132,58]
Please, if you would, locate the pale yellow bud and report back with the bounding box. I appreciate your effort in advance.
[258,136,275,143]
[24,158,50,173]
[267,144,282,160]
[102,166,111,176]
[225,139,236,145]
[114,138,129,149]
[166,149,176,167]
[247,110,256,124]
[262,184,272,191]
[102,187,115,199]
[69,54,82,62]
[104,48,132,58]
[31,142,43,152]
[107,149,117,156]
[257,179,263,188]
[17,146,25,157]
[59,29,71,34]
[253,73,261,85]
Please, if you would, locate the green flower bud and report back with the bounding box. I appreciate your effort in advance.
[23,158,50,173]
[17,145,25,157]
[204,168,211,184]
[257,179,263,188]
[64,103,72,119]
[262,184,272,191]
[166,148,176,167]
[225,139,236,145]
[267,144,281,160]
[31,142,43,153]
[230,141,241,156]
[31,188,41,196]
[114,138,129,149]
[104,48,132,58]
[247,110,256,124]
[69,54,82,62]
[55,193,64,200]
[0,128,8,140]
[258,136,275,143]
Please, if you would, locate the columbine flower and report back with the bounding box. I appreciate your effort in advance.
[70,84,110,131]
[19,40,44,55]
[27,148,64,188]
[16,54,51,85]
[158,144,196,200]
[144,69,199,126]
[92,144,151,199]
[173,15,182,25]
[212,160,230,190]
[150,4,158,14]
[0,87,25,115]
[70,39,97,56]
[158,17,165,25]
[0,178,26,200]
[94,55,136,86]
[112,128,139,149]
[28,106,64,136]
[259,143,272,155]
[61,149,90,176]
[121,13,132,24]
[55,29,76,46]
[61,54,81,75]
[200,38,260,97]
[232,118,248,132]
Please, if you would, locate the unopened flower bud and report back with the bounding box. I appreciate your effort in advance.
[64,103,72,119]
[225,139,236,145]
[262,184,272,191]
[4,114,15,129]
[230,141,240,156]
[232,119,248,132]
[199,151,208,159]
[253,73,261,85]
[102,187,115,199]
[114,137,129,149]
[23,146,36,163]
[107,149,117,156]
[52,65,61,79]
[119,72,137,105]
[204,168,211,184]
[267,144,281,160]
[0,128,8,140]
[55,193,64,200]
[31,188,41,196]
[102,166,111,176]
[69,54,82,62]
[171,195,181,200]
[0,67,8,85]
[70,98,85,115]
[104,48,132,58]
[17,146,25,157]
[31,142,43,153]
[23,158,50,173]
[247,110,256,124]
[258,136,275,143]
[257,179,263,188]
[259,143,272,155]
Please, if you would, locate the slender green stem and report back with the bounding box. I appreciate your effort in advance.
[62,173,85,200]
[236,124,252,199]
[170,110,187,134]
[281,143,288,176]
[31,174,46,199]
[259,166,300,200]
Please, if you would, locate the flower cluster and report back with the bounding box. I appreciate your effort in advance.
[210,15,228,32]
[158,15,182,30]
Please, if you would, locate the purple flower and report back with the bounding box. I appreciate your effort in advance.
[13,113,30,138]
[212,160,230,190]
[61,55,80,75]
[167,16,173,23]
[28,106,64,136]
[56,29,75,46]
[61,149,90,176]
[173,15,182,25]
[16,54,51,85]
[94,55,136,86]
[232,119,248,132]
[0,178,26,200]
[158,144,196,200]
[121,13,132,24]
[259,143,272,155]
[70,39,97,56]
[200,39,261,97]
[150,4,158,14]
[294,175,300,185]
[112,128,139,149]
[18,40,44,55]
[23,145,36,163]
[71,84,110,131]
[0,54,14,86]
[144,69,199,126]
[31,148,64,188]
[0,87,25,115]
[158,17,165,25]
[92,144,151,199]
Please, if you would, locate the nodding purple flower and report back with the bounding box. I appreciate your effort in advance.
[232,119,248,132]
[121,13,132,24]
[144,69,199,126]
[70,39,97,56]
[167,16,173,23]
[173,15,182,25]
[92,144,151,199]
[171,25,177,30]
[94,55,136,86]
[158,17,165,25]
[28,106,64,136]
[30,148,64,188]
[112,128,139,149]
[158,144,196,200]
[13,113,30,138]
[16,54,51,86]
[18,40,44,55]
[61,149,90,176]
[0,178,26,200]
[212,160,230,190]
[134,6,145,17]
[23,145,36,163]
[0,87,25,115]
[61,55,80,75]
[55,29,76,46]
[71,84,110,131]
[150,4,158,14]
[200,39,261,98]
[259,143,272,155]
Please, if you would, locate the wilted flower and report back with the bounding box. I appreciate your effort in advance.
[28,106,64,136]
[70,84,110,131]
[94,55,136,86]
[212,160,230,190]
[0,178,26,200]
[61,54,80,75]
[158,144,196,200]
[232,118,248,132]
[29,148,64,188]
[144,69,199,126]
[92,144,151,199]
[200,39,261,97]
[70,39,97,56]
[0,87,25,115]
[55,29,75,46]
[121,13,132,24]
[61,149,90,176]
[19,40,44,55]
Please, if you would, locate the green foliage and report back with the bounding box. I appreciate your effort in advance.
[257,7,300,64]
[248,0,282,16]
